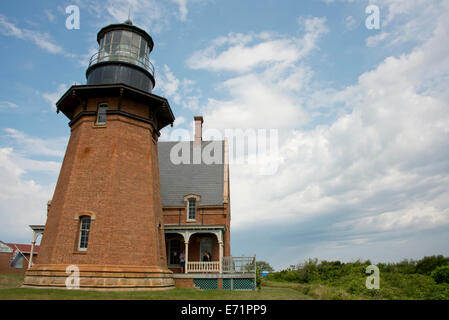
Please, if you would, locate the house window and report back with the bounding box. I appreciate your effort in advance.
[188,198,196,220]
[96,103,108,124]
[15,255,23,269]
[78,216,91,251]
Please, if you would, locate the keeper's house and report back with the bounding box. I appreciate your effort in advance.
[159,117,256,290]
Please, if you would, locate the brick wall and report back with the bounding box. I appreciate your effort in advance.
[35,97,169,269]
[0,252,35,274]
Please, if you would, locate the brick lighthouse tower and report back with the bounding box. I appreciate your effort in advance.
[23,20,175,290]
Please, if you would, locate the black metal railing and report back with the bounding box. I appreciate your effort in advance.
[88,44,155,76]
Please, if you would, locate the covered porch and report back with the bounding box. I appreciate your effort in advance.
[165,226,225,274]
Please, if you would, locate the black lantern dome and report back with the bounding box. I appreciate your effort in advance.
[86,20,155,92]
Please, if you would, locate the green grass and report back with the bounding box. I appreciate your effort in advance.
[5,269,447,300]
[0,274,311,300]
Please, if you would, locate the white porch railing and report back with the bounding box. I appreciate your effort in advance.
[187,261,220,273]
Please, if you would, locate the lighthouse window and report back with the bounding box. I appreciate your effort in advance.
[96,103,108,125]
[78,216,91,251]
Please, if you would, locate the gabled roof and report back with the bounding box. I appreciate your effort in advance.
[4,242,39,254]
[158,141,225,207]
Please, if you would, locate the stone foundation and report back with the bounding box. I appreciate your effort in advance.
[23,264,175,291]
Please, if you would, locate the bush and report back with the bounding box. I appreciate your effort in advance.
[415,255,449,275]
[431,265,449,284]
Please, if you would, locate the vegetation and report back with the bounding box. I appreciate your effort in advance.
[264,255,449,299]
[256,261,274,273]
[431,265,449,284]
[1,256,448,300]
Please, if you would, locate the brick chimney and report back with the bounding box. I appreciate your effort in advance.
[194,116,203,146]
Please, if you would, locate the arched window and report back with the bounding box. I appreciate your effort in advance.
[78,216,91,251]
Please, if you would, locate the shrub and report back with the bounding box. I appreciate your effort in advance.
[431,265,449,284]
[415,255,449,275]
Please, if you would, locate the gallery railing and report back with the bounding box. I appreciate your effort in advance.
[88,45,155,76]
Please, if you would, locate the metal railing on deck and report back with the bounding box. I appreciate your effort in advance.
[222,256,256,274]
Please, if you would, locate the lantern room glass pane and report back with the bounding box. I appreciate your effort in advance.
[139,38,147,67]
[132,33,141,50]
[104,32,112,54]
[121,31,132,47]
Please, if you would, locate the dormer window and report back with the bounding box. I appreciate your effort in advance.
[96,103,108,125]
[184,195,200,222]
[188,198,196,221]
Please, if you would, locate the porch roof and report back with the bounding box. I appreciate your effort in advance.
[164,224,226,232]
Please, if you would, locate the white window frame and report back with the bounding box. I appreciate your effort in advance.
[187,198,196,221]
[96,103,108,125]
[78,216,91,251]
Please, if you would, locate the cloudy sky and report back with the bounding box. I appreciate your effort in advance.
[1,0,448,270]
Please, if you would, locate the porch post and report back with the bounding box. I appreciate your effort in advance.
[184,240,189,274]
[28,231,38,269]
[184,232,190,274]
[219,241,223,274]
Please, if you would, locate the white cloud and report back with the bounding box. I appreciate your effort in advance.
[155,64,202,113]
[0,101,18,110]
[187,17,327,130]
[365,0,444,47]
[188,18,328,73]
[172,0,188,21]
[0,13,64,54]
[344,15,358,30]
[3,128,68,158]
[0,129,67,242]
[42,84,69,111]
[76,0,199,34]
[0,148,56,243]
[44,9,56,23]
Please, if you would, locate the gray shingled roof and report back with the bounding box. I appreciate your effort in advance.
[158,141,225,206]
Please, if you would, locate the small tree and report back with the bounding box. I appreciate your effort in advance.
[431,265,449,284]
[257,261,274,273]
[416,255,449,275]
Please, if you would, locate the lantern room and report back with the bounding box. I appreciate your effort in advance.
[86,20,156,92]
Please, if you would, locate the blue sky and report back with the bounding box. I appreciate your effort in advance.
[1,0,449,270]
